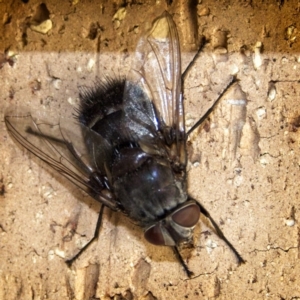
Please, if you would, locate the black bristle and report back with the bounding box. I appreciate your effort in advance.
[77,77,126,127]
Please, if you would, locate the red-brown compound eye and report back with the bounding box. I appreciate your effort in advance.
[144,224,165,245]
[171,203,200,227]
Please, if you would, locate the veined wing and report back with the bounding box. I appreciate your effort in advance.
[124,11,186,169]
[5,112,117,210]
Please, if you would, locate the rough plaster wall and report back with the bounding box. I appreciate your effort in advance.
[1,0,300,299]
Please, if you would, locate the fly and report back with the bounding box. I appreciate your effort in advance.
[4,11,244,277]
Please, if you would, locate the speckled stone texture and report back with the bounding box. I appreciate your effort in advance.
[1,1,300,299]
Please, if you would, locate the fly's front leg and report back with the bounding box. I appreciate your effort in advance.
[173,246,194,278]
[192,198,245,265]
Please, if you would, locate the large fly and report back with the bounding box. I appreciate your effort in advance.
[4,11,244,277]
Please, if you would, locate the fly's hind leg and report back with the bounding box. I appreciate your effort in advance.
[186,76,237,137]
[181,36,207,82]
[181,36,237,137]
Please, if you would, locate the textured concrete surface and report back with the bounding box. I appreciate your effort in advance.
[1,0,300,299]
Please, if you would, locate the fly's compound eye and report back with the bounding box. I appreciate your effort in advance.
[144,202,200,246]
[171,203,200,227]
[144,223,165,246]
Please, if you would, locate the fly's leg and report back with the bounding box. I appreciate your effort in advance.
[186,76,237,137]
[184,75,243,264]
[181,36,207,82]
[181,38,244,266]
[181,36,237,137]
[173,246,194,278]
[66,204,105,266]
[193,199,245,264]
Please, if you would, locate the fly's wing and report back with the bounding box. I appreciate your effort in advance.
[123,11,186,169]
[5,112,118,210]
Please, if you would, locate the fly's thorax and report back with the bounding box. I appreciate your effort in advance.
[144,200,200,246]
[111,146,188,226]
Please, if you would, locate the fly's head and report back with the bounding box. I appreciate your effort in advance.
[144,201,200,246]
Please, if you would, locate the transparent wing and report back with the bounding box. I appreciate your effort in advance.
[4,112,118,210]
[124,11,186,168]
